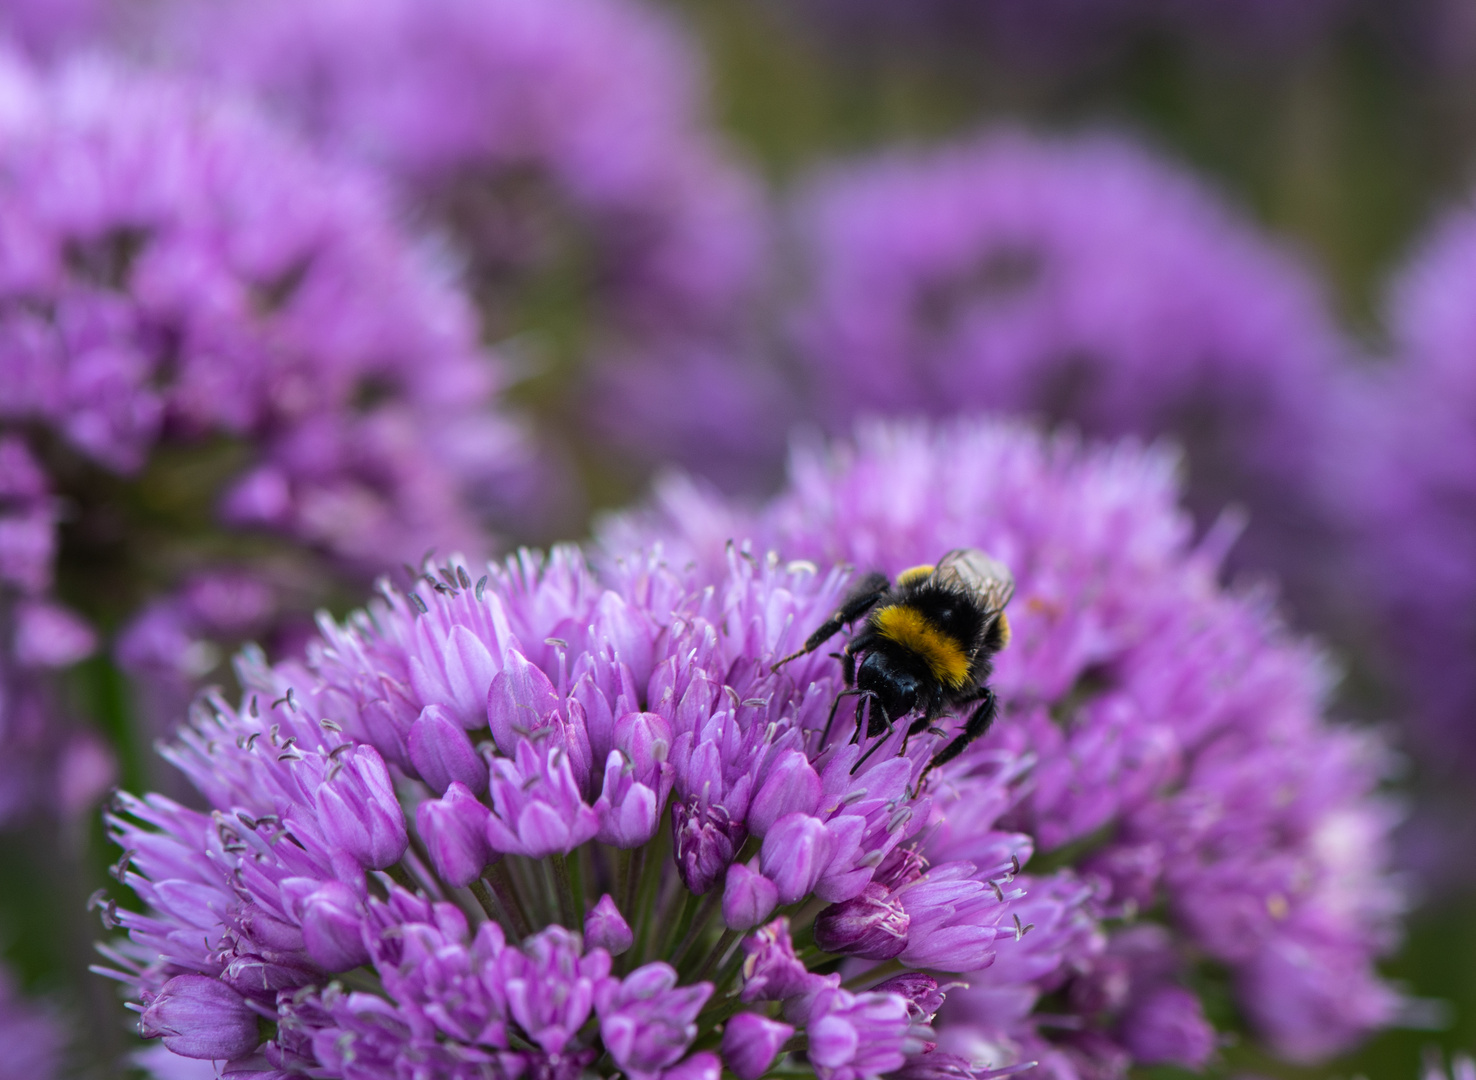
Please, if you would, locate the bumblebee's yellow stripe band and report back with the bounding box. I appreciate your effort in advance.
[896,564,935,586]
[873,604,972,689]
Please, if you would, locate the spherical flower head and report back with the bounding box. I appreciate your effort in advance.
[157,0,772,487]
[606,416,1403,1071]
[1336,192,1476,775]
[0,53,527,565]
[789,130,1350,599]
[99,542,1036,1078]
[0,51,535,813]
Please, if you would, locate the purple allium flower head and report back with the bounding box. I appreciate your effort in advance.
[157,0,773,488]
[1336,193,1476,774]
[0,50,533,817]
[99,541,1029,1079]
[789,130,1350,599]
[606,416,1403,1072]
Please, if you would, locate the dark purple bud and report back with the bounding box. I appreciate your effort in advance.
[813,882,910,960]
[721,1012,793,1080]
[747,750,822,838]
[409,704,488,795]
[671,797,745,895]
[760,814,834,904]
[417,781,494,887]
[300,881,370,972]
[870,973,947,1024]
[585,893,634,955]
[139,974,260,1060]
[722,860,777,931]
[219,953,319,997]
[315,745,408,869]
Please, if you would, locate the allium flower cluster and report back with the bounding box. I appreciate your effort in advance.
[607,417,1403,1074]
[0,52,530,814]
[157,0,772,483]
[101,543,1035,1078]
[1333,191,1476,772]
[788,131,1350,594]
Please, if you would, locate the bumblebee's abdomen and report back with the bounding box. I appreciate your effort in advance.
[871,604,973,689]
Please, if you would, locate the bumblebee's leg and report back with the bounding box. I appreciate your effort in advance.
[820,688,861,746]
[920,686,997,781]
[898,697,945,758]
[771,572,890,671]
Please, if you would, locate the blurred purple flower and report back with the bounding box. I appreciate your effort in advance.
[156,0,774,487]
[789,130,1351,600]
[606,416,1403,1072]
[1336,193,1476,775]
[0,964,64,1079]
[0,51,534,818]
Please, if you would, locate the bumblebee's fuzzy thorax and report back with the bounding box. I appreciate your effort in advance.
[872,601,974,689]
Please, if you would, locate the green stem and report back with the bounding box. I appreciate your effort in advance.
[469,878,512,932]
[840,958,905,991]
[486,862,533,940]
[671,892,722,968]
[661,889,704,964]
[385,861,419,893]
[689,928,737,984]
[551,852,578,929]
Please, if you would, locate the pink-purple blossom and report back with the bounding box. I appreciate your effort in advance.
[788,130,1351,597]
[98,540,1029,1078]
[606,416,1403,1074]
[155,0,771,486]
[0,51,532,821]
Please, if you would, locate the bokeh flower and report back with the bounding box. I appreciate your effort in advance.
[0,51,530,818]
[1335,191,1476,773]
[606,416,1403,1072]
[0,963,65,1079]
[99,543,1040,1077]
[155,0,773,489]
[788,130,1351,599]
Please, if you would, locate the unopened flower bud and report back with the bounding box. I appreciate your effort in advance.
[585,893,634,955]
[315,744,408,869]
[761,813,834,904]
[747,750,822,838]
[722,859,777,931]
[139,974,260,1060]
[813,882,909,960]
[672,798,745,895]
[300,881,370,972]
[417,781,494,887]
[870,973,947,1024]
[660,1051,720,1080]
[409,704,488,795]
[1121,985,1216,1068]
[721,1012,793,1080]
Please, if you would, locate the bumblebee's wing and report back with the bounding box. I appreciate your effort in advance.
[932,548,1015,614]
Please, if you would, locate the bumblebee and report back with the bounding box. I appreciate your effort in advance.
[773,549,1014,776]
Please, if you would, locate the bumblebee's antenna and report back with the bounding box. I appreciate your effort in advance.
[769,648,806,674]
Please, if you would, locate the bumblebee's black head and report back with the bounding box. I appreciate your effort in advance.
[855,646,932,737]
